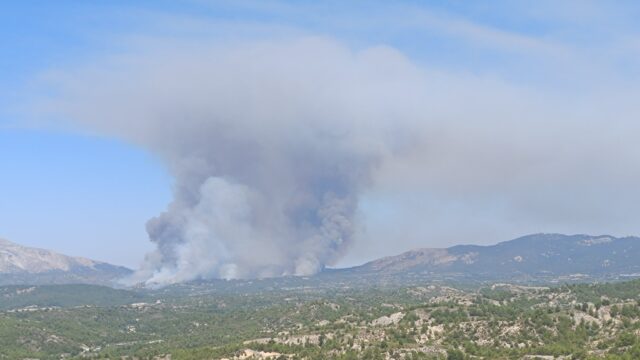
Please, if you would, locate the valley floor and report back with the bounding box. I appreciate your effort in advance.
[1,279,640,359]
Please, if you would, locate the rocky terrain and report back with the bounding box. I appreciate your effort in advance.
[0,238,131,286]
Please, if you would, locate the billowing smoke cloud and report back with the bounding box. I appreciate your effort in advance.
[49,38,426,286]
[45,35,640,286]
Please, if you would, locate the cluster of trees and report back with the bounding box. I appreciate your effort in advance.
[2,279,640,359]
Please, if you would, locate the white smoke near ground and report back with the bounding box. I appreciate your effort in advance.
[44,36,640,286]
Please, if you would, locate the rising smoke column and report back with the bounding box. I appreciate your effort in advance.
[52,38,422,286]
[136,119,381,284]
[45,35,640,286]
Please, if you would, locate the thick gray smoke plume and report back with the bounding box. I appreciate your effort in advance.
[44,36,640,286]
[52,38,422,286]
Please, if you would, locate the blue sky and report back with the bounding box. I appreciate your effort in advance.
[3,1,640,269]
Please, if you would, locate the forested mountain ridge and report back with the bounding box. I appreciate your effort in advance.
[3,234,640,287]
[347,234,640,282]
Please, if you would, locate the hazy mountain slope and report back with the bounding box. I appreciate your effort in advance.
[0,238,131,286]
[348,234,640,282]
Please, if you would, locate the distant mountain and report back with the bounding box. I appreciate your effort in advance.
[0,238,132,286]
[345,234,640,283]
[3,234,639,288]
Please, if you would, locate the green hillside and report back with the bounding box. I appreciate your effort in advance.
[1,280,640,359]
